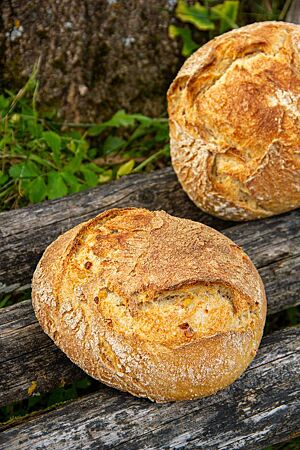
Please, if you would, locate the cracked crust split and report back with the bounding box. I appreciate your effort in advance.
[32,208,266,402]
[168,22,300,221]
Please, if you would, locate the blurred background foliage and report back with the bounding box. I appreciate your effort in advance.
[0,61,169,211]
[0,0,291,213]
[169,0,291,57]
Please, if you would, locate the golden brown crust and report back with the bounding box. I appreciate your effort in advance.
[32,208,266,402]
[168,21,300,221]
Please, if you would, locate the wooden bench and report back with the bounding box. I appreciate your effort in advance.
[0,167,299,449]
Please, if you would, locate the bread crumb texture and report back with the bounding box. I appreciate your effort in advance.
[32,208,266,401]
[168,22,300,221]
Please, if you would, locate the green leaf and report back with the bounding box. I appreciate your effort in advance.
[47,171,68,200]
[116,159,135,178]
[0,294,11,308]
[117,113,153,126]
[26,119,42,138]
[87,110,152,136]
[64,144,84,173]
[41,108,57,120]
[107,110,138,128]
[211,1,239,33]
[28,176,47,203]
[9,164,24,180]
[0,95,10,111]
[169,25,199,57]
[80,167,98,187]
[85,162,104,174]
[128,123,151,142]
[65,130,82,140]
[153,121,169,142]
[67,139,77,153]
[42,131,63,167]
[287,307,299,326]
[102,136,126,155]
[28,394,42,409]
[29,154,56,169]
[74,378,92,389]
[0,135,12,150]
[0,171,9,186]
[88,148,98,159]
[10,113,21,124]
[9,161,39,179]
[61,171,81,193]
[47,386,76,407]
[87,123,107,137]
[176,0,215,31]
[99,170,113,184]
[77,139,89,153]
[20,178,31,195]
[42,131,62,154]
[133,145,170,173]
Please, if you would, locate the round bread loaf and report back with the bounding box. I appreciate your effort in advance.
[32,208,266,402]
[168,21,300,221]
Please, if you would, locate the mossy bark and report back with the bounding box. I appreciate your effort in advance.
[1,0,181,121]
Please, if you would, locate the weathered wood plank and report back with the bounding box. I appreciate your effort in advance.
[260,255,300,314]
[0,168,233,294]
[1,326,299,450]
[1,166,300,295]
[258,255,300,314]
[0,240,299,409]
[224,209,300,268]
[0,302,83,408]
[0,201,299,407]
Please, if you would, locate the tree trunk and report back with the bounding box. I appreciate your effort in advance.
[0,0,180,122]
[1,1,299,123]
[286,0,300,24]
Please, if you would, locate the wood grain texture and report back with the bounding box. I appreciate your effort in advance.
[1,326,299,450]
[0,241,299,409]
[0,168,233,294]
[1,167,300,295]
[0,168,299,448]
[0,301,83,408]
[1,7,299,446]
[0,170,299,406]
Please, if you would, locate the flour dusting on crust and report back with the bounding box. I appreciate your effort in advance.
[32,208,266,402]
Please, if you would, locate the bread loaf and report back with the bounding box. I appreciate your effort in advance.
[168,21,300,221]
[32,208,266,402]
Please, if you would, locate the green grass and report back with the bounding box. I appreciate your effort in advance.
[264,437,300,450]
[0,0,291,212]
[169,0,288,57]
[0,65,170,212]
[0,56,170,431]
[0,289,31,308]
[0,377,99,426]
[264,306,300,334]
